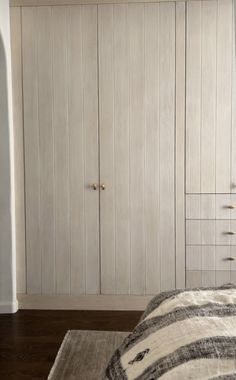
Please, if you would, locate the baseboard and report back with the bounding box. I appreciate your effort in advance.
[0,300,18,314]
[17,294,153,311]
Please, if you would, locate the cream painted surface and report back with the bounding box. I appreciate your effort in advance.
[186,0,235,194]
[0,0,18,313]
[9,0,213,6]
[186,270,236,288]
[17,294,152,310]
[22,5,99,295]
[99,2,180,295]
[13,1,186,298]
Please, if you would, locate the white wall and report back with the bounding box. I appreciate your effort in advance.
[0,0,17,313]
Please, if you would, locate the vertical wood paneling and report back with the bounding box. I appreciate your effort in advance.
[67,6,84,294]
[159,2,175,291]
[22,7,41,294]
[144,3,160,294]
[67,6,85,294]
[99,5,116,294]
[186,0,234,194]
[186,1,201,193]
[37,7,55,294]
[113,5,130,295]
[10,7,26,293]
[128,4,145,295]
[232,0,236,192]
[51,7,70,294]
[81,5,99,294]
[175,1,186,288]
[201,1,216,193]
[216,0,232,193]
[99,2,177,295]
[22,5,99,295]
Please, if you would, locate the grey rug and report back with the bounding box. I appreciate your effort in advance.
[48,330,129,380]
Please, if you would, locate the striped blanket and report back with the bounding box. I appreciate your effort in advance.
[105,284,236,379]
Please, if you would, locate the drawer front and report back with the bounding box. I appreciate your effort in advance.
[186,270,235,288]
[186,220,236,245]
[186,246,236,271]
[186,194,236,219]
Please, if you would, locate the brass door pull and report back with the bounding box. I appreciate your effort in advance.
[227,205,235,209]
[101,184,106,190]
[226,257,235,261]
[227,231,236,235]
[91,183,98,190]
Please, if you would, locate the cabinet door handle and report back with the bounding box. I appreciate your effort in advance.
[227,205,235,209]
[101,183,106,190]
[91,183,98,190]
[227,231,236,235]
[226,257,235,261]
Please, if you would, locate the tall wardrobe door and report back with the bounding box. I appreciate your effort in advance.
[22,5,99,295]
[98,2,177,295]
[186,0,235,194]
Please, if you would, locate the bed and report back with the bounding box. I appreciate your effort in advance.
[104,284,236,379]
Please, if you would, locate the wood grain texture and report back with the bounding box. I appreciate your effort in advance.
[129,3,146,295]
[10,7,26,294]
[216,0,232,193]
[186,0,201,193]
[159,1,176,291]
[186,270,235,287]
[0,310,141,380]
[10,0,214,6]
[98,2,177,295]
[201,0,216,193]
[186,0,234,194]
[81,5,100,294]
[51,6,70,294]
[22,5,99,295]
[22,7,41,293]
[175,1,186,288]
[232,0,236,192]
[37,7,55,294]
[18,1,185,296]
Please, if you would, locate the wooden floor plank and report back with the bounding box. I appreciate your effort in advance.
[0,310,141,380]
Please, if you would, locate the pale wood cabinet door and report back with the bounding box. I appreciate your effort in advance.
[22,5,100,295]
[186,0,236,194]
[98,2,185,295]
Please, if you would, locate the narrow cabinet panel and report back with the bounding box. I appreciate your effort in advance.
[186,0,234,193]
[22,5,99,295]
[201,0,216,193]
[144,3,160,294]
[99,2,177,295]
[37,7,55,294]
[67,6,99,295]
[159,2,176,290]
[79,6,99,295]
[186,1,201,193]
[128,4,145,295]
[51,7,70,294]
[99,4,130,294]
[216,0,232,193]
[22,7,41,294]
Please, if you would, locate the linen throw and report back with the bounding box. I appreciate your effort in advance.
[105,284,236,379]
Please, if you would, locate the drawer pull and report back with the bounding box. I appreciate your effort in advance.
[226,231,236,235]
[226,257,235,261]
[227,205,235,209]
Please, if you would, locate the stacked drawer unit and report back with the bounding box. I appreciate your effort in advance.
[186,194,236,287]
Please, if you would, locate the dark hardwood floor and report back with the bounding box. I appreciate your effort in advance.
[0,310,141,380]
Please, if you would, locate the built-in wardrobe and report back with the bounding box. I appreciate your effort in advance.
[10,0,235,309]
[185,0,236,287]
